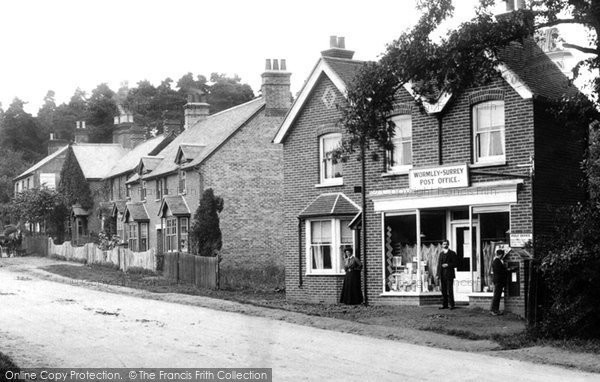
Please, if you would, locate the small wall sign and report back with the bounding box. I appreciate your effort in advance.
[409,163,468,190]
[510,233,532,248]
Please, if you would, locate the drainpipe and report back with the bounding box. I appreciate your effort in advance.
[361,141,368,305]
[298,218,303,287]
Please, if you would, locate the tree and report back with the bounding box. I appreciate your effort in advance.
[189,188,224,257]
[208,73,255,114]
[0,98,46,161]
[12,187,68,240]
[340,0,600,335]
[57,146,94,210]
[0,148,32,204]
[86,83,118,143]
[37,90,57,140]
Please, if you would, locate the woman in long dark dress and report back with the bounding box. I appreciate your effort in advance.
[340,248,363,305]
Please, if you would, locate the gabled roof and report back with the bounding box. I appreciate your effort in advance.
[111,200,127,217]
[14,145,69,181]
[143,97,265,179]
[299,192,361,218]
[138,156,164,174]
[106,135,169,178]
[71,144,128,179]
[274,39,576,144]
[175,144,206,165]
[124,202,150,222]
[126,173,140,184]
[158,195,191,217]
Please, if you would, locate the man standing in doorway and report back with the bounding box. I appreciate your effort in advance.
[490,249,508,316]
[437,239,457,310]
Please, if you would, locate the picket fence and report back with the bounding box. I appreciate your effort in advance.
[20,236,156,272]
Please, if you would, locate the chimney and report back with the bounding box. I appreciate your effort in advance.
[261,58,292,117]
[184,92,210,129]
[112,109,145,149]
[321,36,355,59]
[48,133,68,155]
[74,121,89,143]
[505,0,526,11]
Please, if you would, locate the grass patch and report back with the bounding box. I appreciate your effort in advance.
[219,265,284,291]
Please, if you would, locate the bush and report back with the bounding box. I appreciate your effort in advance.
[538,203,600,339]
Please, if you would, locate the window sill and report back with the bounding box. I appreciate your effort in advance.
[305,272,345,276]
[315,179,343,188]
[381,169,411,177]
[470,160,506,168]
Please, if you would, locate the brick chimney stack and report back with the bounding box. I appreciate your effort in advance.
[112,109,145,149]
[261,58,292,117]
[321,36,355,59]
[74,121,89,143]
[184,92,210,129]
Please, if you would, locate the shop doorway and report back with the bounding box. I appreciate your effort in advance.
[452,223,478,302]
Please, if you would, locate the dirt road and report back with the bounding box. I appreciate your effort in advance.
[0,259,598,381]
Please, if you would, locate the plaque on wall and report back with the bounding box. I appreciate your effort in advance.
[510,233,532,248]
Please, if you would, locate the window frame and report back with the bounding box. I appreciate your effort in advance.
[472,100,506,165]
[386,114,413,173]
[141,181,147,201]
[128,222,138,251]
[178,170,187,195]
[165,217,178,253]
[305,218,354,275]
[156,179,163,201]
[139,222,148,251]
[319,133,343,186]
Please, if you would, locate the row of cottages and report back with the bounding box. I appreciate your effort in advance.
[102,60,290,282]
[273,35,587,317]
[13,115,171,243]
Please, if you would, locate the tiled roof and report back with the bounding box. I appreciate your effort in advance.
[321,56,364,86]
[139,156,163,173]
[15,145,69,181]
[106,135,168,178]
[299,193,361,218]
[124,202,150,221]
[144,97,265,179]
[158,195,191,217]
[111,200,127,217]
[126,173,140,184]
[71,144,128,179]
[498,39,576,99]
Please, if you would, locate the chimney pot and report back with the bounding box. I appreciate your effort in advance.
[337,36,345,49]
[272,59,279,70]
[329,35,338,48]
[50,133,55,140]
[280,59,287,71]
[265,59,272,71]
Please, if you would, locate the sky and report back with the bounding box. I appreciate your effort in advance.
[0,0,585,115]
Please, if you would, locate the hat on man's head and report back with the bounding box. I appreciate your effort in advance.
[495,249,505,257]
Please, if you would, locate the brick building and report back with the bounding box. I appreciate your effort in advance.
[273,36,587,317]
[105,59,290,284]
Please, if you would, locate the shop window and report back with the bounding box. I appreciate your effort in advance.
[386,115,412,172]
[473,101,505,164]
[478,211,510,291]
[140,223,148,251]
[319,133,343,185]
[180,217,189,253]
[307,218,352,274]
[384,214,417,292]
[165,217,177,252]
[128,223,138,251]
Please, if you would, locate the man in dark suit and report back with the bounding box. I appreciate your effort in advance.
[490,249,508,315]
[437,239,457,310]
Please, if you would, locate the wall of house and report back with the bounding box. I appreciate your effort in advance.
[200,108,285,274]
[283,73,537,314]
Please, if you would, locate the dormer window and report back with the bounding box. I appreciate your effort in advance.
[473,101,505,165]
[319,133,343,186]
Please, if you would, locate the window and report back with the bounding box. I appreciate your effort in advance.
[117,177,122,199]
[128,223,138,251]
[387,115,412,172]
[178,170,187,194]
[126,184,130,198]
[140,223,148,251]
[141,181,147,201]
[307,218,353,274]
[180,217,189,253]
[156,179,163,200]
[319,133,343,185]
[473,101,505,164]
[163,178,169,196]
[40,173,56,189]
[116,213,124,242]
[165,217,177,252]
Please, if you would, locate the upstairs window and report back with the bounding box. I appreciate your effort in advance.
[141,181,147,201]
[156,179,163,200]
[178,170,187,194]
[473,101,505,164]
[319,133,343,185]
[386,115,412,172]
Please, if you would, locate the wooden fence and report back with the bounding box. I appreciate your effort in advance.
[163,252,219,289]
[20,236,156,272]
